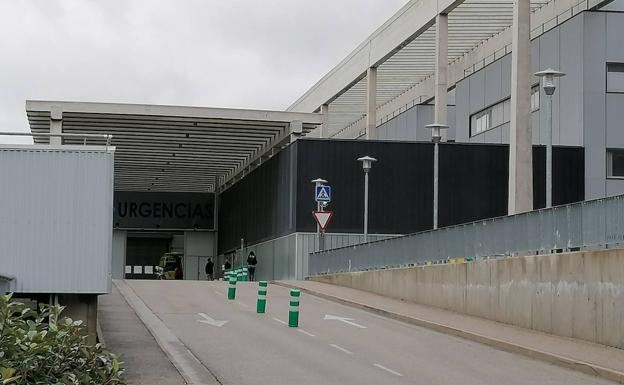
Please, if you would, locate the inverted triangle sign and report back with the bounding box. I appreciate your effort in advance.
[313,211,333,231]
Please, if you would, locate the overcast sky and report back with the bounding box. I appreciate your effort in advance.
[0,0,408,143]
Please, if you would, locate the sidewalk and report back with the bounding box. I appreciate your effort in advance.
[276,280,624,384]
[98,284,186,385]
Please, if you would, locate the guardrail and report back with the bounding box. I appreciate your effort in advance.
[0,132,113,147]
[308,194,624,276]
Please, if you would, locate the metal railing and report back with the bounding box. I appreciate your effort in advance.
[0,132,113,147]
[0,274,15,282]
[308,194,624,276]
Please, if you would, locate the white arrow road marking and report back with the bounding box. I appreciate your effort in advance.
[297,329,315,337]
[323,314,367,329]
[273,318,288,325]
[374,363,403,377]
[329,344,353,355]
[196,313,228,327]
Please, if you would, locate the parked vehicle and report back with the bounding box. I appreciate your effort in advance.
[155,252,184,280]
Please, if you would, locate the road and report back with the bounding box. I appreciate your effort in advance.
[124,280,613,385]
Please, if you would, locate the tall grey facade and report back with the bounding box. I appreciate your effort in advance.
[378,10,624,200]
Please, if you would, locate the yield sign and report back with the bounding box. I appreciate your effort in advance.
[313,211,333,231]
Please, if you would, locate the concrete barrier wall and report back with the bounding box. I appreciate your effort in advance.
[311,249,624,349]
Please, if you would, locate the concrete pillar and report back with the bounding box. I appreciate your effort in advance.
[320,104,329,138]
[290,120,303,143]
[49,107,62,146]
[508,0,532,214]
[111,230,127,279]
[58,294,98,345]
[366,67,377,140]
[434,13,449,141]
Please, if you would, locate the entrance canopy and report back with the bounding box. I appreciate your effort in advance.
[26,101,322,193]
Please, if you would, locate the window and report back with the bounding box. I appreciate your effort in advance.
[470,98,511,136]
[531,85,540,112]
[472,110,490,135]
[607,63,624,93]
[607,150,624,178]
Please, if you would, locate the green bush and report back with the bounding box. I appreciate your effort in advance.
[0,293,125,385]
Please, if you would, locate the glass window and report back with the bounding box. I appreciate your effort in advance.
[607,63,624,93]
[608,150,624,177]
[531,85,540,112]
[470,98,511,137]
[471,109,490,136]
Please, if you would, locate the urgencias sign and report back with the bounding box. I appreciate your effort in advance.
[113,192,215,230]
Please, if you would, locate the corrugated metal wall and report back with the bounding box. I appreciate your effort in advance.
[218,146,296,253]
[243,232,398,280]
[0,148,114,294]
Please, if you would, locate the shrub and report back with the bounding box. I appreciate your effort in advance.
[0,293,125,385]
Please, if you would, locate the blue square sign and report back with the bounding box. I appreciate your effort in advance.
[315,185,331,202]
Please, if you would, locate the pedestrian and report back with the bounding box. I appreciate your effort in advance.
[224,258,231,271]
[174,259,183,280]
[205,258,214,281]
[247,251,257,281]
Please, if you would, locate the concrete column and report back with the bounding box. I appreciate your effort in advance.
[49,107,62,146]
[434,13,448,141]
[290,120,303,143]
[320,104,329,138]
[508,0,532,214]
[366,67,377,140]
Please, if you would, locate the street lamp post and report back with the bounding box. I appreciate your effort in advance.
[426,123,448,230]
[357,156,377,242]
[535,68,565,208]
[311,178,328,251]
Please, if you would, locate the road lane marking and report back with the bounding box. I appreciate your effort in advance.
[329,344,353,355]
[297,329,315,337]
[214,290,224,296]
[237,302,250,309]
[273,318,288,325]
[324,314,367,329]
[196,313,228,327]
[373,363,403,377]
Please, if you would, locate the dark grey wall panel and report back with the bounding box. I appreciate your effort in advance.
[218,146,294,253]
[533,146,585,209]
[438,144,509,227]
[295,139,434,234]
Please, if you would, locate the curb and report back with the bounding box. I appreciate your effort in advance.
[113,280,221,385]
[273,281,624,384]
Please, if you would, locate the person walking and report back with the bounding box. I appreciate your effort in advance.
[205,258,214,281]
[247,251,258,281]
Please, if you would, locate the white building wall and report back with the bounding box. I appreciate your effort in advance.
[0,146,114,293]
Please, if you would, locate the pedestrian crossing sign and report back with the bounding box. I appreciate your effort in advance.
[315,185,331,202]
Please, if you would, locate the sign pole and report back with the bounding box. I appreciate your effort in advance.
[311,178,329,252]
[317,200,321,251]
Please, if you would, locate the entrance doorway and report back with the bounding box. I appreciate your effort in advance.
[124,233,185,279]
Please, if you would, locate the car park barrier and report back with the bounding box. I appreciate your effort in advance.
[227,273,237,300]
[257,281,268,313]
[288,289,300,327]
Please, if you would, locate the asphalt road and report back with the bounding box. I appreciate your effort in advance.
[125,280,614,385]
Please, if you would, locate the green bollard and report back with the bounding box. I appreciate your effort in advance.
[288,289,300,327]
[242,267,249,282]
[227,274,237,300]
[256,281,268,313]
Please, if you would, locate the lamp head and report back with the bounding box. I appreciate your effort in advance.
[535,68,565,96]
[311,178,328,186]
[425,123,449,143]
[357,156,377,172]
